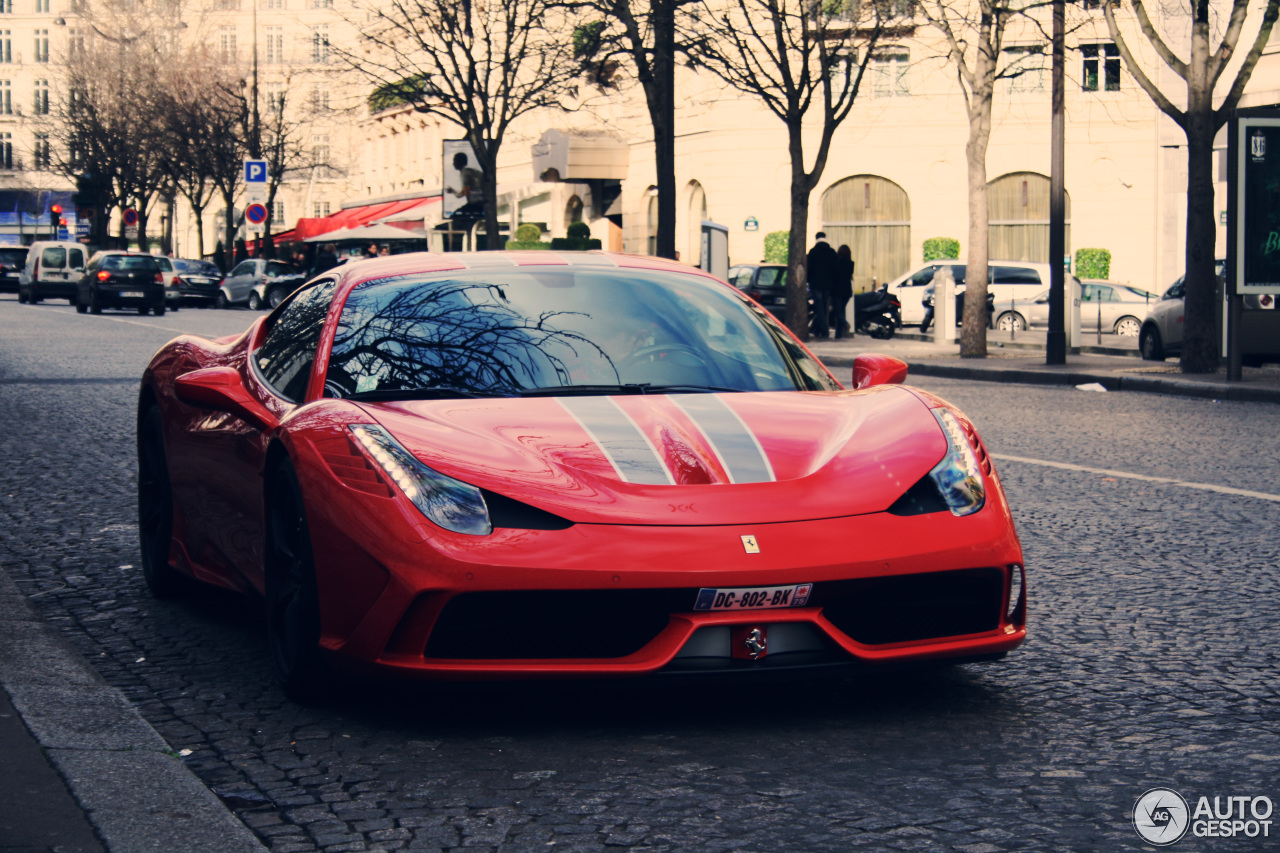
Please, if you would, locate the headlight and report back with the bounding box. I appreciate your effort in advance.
[927,409,985,516]
[350,424,492,535]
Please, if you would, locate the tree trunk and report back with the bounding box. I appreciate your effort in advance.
[194,207,206,259]
[961,98,992,358]
[481,164,500,250]
[1180,115,1219,373]
[784,125,810,340]
[652,0,677,260]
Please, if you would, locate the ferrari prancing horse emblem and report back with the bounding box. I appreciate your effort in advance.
[741,535,760,554]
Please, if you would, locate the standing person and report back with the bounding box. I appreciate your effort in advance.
[310,243,339,277]
[832,244,854,339]
[363,242,378,259]
[806,232,837,338]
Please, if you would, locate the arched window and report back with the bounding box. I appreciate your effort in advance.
[645,187,659,255]
[821,175,910,292]
[686,181,707,265]
[987,172,1072,262]
[565,195,583,226]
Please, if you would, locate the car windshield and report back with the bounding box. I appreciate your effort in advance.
[104,255,158,271]
[0,248,28,267]
[174,259,221,275]
[324,269,838,399]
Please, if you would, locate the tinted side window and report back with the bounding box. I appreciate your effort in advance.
[267,261,296,277]
[756,267,784,287]
[68,248,85,269]
[992,266,1042,284]
[41,247,66,268]
[908,265,941,287]
[255,281,336,402]
[727,267,750,288]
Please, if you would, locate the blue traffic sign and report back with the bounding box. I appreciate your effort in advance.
[122,208,139,227]
[245,203,268,225]
[244,160,268,183]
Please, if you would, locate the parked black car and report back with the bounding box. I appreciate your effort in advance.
[76,252,166,315]
[727,263,813,321]
[171,258,224,307]
[0,246,27,293]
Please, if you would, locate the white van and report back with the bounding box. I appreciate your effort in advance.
[18,241,87,305]
[885,259,1059,326]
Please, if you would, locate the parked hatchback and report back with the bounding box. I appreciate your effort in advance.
[18,241,87,305]
[0,246,28,293]
[76,252,166,315]
[219,258,305,309]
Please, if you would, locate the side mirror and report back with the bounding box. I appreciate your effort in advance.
[852,354,909,390]
[174,366,280,431]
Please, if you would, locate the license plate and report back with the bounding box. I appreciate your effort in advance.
[120,291,144,298]
[693,583,813,611]
[774,296,786,305]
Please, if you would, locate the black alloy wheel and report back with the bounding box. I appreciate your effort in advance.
[137,406,184,598]
[216,292,230,309]
[267,287,287,309]
[265,462,328,700]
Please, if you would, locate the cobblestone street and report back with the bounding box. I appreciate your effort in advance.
[2,298,1278,852]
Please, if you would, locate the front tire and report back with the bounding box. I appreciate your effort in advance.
[248,292,262,311]
[996,312,1026,332]
[265,462,328,701]
[1139,326,1164,361]
[216,292,230,310]
[1113,315,1141,337]
[138,406,184,598]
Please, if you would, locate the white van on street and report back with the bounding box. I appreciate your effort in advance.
[18,241,87,305]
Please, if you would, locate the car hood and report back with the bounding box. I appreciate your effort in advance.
[357,387,947,525]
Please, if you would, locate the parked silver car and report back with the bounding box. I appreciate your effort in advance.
[995,280,1157,336]
[218,259,305,309]
[889,259,1056,327]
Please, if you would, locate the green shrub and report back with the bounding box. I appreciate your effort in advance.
[506,223,551,250]
[1075,247,1111,279]
[550,221,599,250]
[763,230,789,264]
[922,237,960,261]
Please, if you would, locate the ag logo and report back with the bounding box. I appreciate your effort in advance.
[1134,787,1190,846]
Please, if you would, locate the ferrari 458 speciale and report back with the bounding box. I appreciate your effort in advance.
[137,252,1026,697]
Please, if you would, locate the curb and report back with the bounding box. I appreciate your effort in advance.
[0,569,267,853]
[902,361,1280,405]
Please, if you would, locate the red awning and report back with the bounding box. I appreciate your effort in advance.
[292,196,441,240]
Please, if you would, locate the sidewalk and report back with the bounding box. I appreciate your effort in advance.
[807,328,1280,405]
[0,568,266,853]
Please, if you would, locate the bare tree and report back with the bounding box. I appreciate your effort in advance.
[348,0,585,249]
[571,0,702,259]
[919,0,1050,357]
[1102,0,1279,373]
[690,0,891,339]
[156,48,242,258]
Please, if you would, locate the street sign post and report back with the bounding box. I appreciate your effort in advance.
[245,202,268,235]
[123,208,139,243]
[244,159,268,204]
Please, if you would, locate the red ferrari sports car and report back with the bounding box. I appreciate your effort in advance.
[137,251,1026,697]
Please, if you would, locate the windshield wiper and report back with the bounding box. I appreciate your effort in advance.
[347,387,487,401]
[518,383,741,397]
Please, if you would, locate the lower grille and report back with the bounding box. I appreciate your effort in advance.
[820,569,1004,645]
[425,590,686,660]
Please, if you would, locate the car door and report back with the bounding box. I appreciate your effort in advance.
[224,261,259,302]
[1154,278,1186,348]
[172,280,337,590]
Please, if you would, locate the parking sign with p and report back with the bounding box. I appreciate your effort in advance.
[244,160,267,184]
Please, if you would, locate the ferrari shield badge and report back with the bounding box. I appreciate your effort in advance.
[741,535,760,554]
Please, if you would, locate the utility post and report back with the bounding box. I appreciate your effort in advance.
[1046,0,1067,365]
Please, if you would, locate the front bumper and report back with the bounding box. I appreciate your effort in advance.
[298,442,1027,681]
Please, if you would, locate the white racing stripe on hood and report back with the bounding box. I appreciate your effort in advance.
[557,396,674,485]
[671,394,776,484]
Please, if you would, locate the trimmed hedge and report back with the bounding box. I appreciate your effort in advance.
[550,221,601,251]
[506,223,552,250]
[763,230,789,264]
[923,237,960,261]
[1075,248,1111,279]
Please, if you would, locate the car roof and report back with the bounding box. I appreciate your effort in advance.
[326,250,723,304]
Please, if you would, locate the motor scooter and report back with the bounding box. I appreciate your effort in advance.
[852,285,902,339]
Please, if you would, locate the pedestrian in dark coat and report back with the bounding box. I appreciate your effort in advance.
[806,232,837,338]
[832,244,854,338]
[310,243,339,277]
